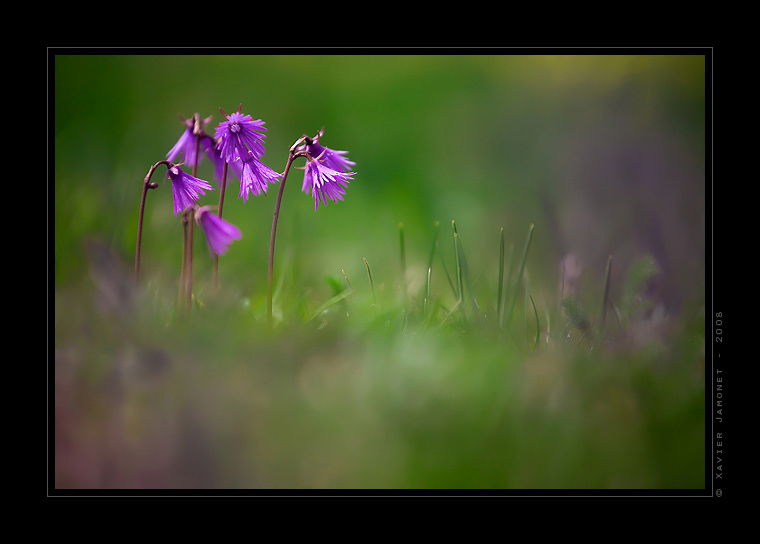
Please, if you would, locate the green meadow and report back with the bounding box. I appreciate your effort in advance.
[52,52,707,491]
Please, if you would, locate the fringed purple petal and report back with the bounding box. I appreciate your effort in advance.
[168,166,213,216]
[239,155,281,203]
[215,112,267,164]
[306,142,356,172]
[302,161,354,212]
[196,206,242,257]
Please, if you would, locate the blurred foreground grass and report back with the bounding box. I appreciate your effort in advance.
[54,226,705,490]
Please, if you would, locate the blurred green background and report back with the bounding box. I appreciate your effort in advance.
[53,52,707,490]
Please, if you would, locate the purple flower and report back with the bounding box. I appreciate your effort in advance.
[166,165,213,216]
[167,115,214,167]
[214,111,267,164]
[195,205,242,257]
[303,129,355,172]
[301,158,355,211]
[305,141,356,173]
[233,152,281,202]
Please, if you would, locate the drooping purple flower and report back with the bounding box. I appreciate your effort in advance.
[195,205,242,257]
[166,164,213,216]
[301,158,355,211]
[214,110,267,164]
[167,124,197,164]
[167,114,214,167]
[234,152,281,202]
[303,129,356,172]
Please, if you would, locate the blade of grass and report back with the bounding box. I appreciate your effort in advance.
[427,221,440,270]
[438,251,456,298]
[529,293,540,350]
[399,222,407,295]
[342,269,356,299]
[423,222,439,320]
[308,289,354,322]
[363,257,377,306]
[424,266,432,319]
[497,228,504,323]
[452,221,463,302]
[439,297,463,328]
[499,242,514,330]
[506,223,534,327]
[601,254,613,333]
[454,229,481,315]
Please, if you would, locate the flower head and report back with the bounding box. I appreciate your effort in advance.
[167,114,214,167]
[195,205,242,257]
[303,128,356,172]
[233,152,282,202]
[166,164,213,216]
[301,157,355,211]
[214,109,267,164]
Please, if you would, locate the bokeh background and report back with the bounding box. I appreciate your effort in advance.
[53,52,707,490]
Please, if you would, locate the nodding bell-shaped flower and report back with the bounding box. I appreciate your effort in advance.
[232,151,282,202]
[195,205,242,257]
[167,114,215,168]
[300,151,355,211]
[301,127,356,173]
[166,164,213,216]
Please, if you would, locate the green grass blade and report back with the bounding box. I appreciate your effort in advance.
[500,242,514,329]
[438,250,456,298]
[506,223,534,326]
[309,289,354,322]
[427,221,440,271]
[424,221,439,320]
[454,228,481,315]
[424,266,432,318]
[452,221,463,302]
[601,254,613,333]
[364,257,377,306]
[399,222,406,286]
[342,269,356,298]
[497,227,504,324]
[529,293,540,350]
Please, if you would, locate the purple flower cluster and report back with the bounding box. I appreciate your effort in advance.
[214,109,280,202]
[158,108,357,266]
[137,104,357,298]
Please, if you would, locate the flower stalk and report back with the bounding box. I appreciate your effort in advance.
[267,129,355,325]
[268,137,307,325]
[135,160,170,285]
[213,161,229,292]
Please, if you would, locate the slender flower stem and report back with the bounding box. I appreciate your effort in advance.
[267,137,306,326]
[213,162,228,292]
[186,208,194,311]
[178,118,203,309]
[178,210,190,312]
[135,160,170,285]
